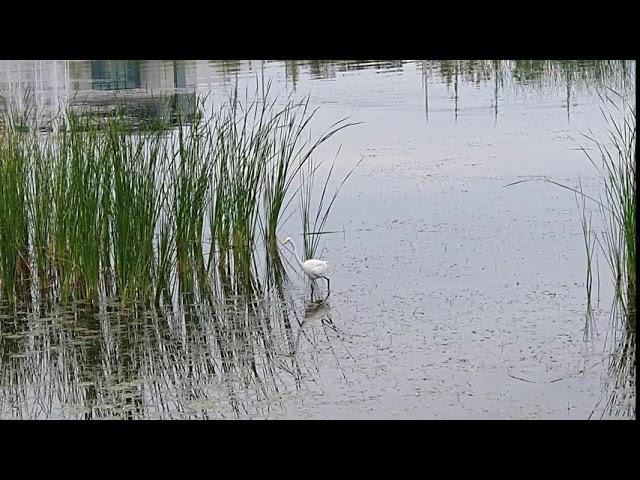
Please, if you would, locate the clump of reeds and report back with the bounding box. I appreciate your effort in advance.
[0,126,31,301]
[580,89,636,329]
[592,90,635,418]
[0,88,356,307]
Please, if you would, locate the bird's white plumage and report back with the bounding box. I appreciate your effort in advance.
[281,237,330,287]
[302,259,329,279]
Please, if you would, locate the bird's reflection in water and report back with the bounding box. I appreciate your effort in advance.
[305,298,329,319]
[303,298,337,332]
[297,298,351,384]
[289,298,342,359]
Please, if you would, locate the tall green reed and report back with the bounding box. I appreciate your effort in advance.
[299,150,362,263]
[0,128,31,303]
[108,114,165,303]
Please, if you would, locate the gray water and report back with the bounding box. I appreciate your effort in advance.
[0,60,635,419]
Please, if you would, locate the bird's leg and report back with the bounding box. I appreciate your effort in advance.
[322,276,330,297]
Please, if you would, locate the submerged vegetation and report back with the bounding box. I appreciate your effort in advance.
[0,87,357,307]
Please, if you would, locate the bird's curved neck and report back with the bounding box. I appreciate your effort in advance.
[288,239,304,266]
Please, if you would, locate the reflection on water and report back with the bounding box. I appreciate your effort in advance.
[303,60,406,80]
[0,60,199,129]
[0,285,346,419]
[0,263,352,419]
[91,60,141,90]
[304,298,331,321]
[72,60,199,129]
[1,60,634,127]
[605,327,635,418]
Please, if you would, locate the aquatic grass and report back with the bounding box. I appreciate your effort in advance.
[0,128,31,303]
[579,89,636,328]
[50,121,71,301]
[0,95,41,303]
[575,178,599,340]
[108,115,165,303]
[222,88,270,290]
[171,113,214,299]
[0,89,356,308]
[262,96,315,253]
[583,90,635,418]
[262,96,357,255]
[575,179,597,311]
[67,112,105,300]
[31,130,63,298]
[299,151,362,262]
[196,84,359,293]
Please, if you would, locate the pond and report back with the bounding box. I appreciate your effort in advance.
[0,60,635,419]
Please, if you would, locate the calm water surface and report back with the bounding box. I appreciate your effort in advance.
[0,60,635,419]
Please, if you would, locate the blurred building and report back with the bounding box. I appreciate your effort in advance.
[0,60,204,125]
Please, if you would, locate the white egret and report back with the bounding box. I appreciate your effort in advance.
[281,237,330,296]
